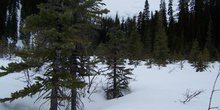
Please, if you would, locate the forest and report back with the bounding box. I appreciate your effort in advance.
[0,0,219,110]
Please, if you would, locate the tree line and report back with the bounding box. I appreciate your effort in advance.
[0,0,219,110]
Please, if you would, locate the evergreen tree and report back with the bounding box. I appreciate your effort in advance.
[152,12,170,68]
[202,47,210,65]
[99,17,115,43]
[127,25,144,64]
[168,0,174,23]
[205,21,215,58]
[188,39,200,66]
[195,49,209,72]
[0,0,109,110]
[144,28,152,55]
[143,0,150,22]
[160,0,168,32]
[97,27,132,99]
[167,0,176,53]
[177,0,190,51]
[137,11,143,35]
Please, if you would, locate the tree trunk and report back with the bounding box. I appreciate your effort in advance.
[70,50,78,110]
[71,89,77,110]
[113,57,117,98]
[50,86,58,110]
[50,46,61,110]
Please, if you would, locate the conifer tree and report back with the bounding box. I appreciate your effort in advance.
[195,49,210,72]
[152,11,170,68]
[202,47,210,65]
[97,27,132,99]
[0,0,109,110]
[177,0,190,51]
[137,11,143,35]
[188,39,200,66]
[127,25,144,64]
[167,0,176,53]
[160,0,168,32]
[143,0,150,22]
[205,21,214,58]
[195,52,206,72]
[144,28,152,55]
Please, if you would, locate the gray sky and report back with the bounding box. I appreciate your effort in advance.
[102,0,179,18]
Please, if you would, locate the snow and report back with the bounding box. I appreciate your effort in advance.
[0,58,220,110]
[82,62,220,110]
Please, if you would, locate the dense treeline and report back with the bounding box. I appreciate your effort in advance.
[99,0,219,59]
[1,0,219,61]
[96,0,220,70]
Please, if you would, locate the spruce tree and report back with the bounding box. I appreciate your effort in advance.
[188,39,200,66]
[97,27,133,99]
[177,0,190,51]
[0,0,109,110]
[195,49,209,72]
[152,11,170,68]
[127,25,144,65]
[167,0,176,53]
[160,0,168,32]
[205,21,214,58]
[143,0,150,22]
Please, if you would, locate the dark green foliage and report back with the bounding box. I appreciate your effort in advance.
[195,51,209,72]
[167,0,177,53]
[144,28,152,55]
[143,0,150,21]
[188,39,200,65]
[127,25,144,64]
[0,83,43,103]
[189,40,210,72]
[153,12,170,67]
[202,47,210,66]
[195,48,210,72]
[0,0,109,110]
[97,27,133,99]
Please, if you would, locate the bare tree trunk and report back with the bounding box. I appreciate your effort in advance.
[50,46,61,110]
[50,86,58,110]
[113,57,117,98]
[70,50,78,110]
[71,89,77,110]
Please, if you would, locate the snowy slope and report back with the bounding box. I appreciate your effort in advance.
[1,58,220,110]
[82,62,220,110]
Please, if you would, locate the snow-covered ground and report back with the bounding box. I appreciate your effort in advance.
[0,58,220,110]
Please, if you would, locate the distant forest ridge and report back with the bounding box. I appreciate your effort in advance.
[0,0,219,61]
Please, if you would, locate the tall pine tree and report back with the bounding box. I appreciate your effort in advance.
[0,0,109,110]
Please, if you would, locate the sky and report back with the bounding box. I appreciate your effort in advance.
[102,0,179,18]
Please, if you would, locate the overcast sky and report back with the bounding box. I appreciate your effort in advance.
[102,0,179,18]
